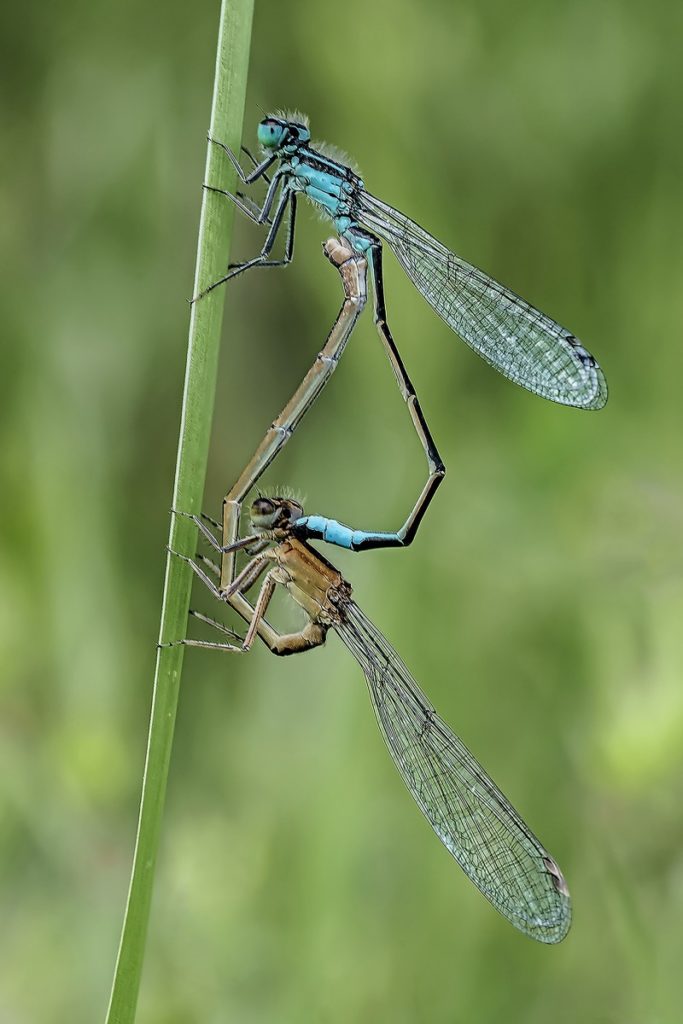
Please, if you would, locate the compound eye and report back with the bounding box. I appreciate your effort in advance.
[257,119,285,149]
[252,497,275,516]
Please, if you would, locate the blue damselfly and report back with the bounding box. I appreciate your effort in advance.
[200,112,607,411]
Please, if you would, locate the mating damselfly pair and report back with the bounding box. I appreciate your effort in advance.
[171,114,608,943]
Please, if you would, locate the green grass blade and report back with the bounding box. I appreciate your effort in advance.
[105,1,255,1020]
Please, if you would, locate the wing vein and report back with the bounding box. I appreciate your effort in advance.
[335,599,571,943]
[357,190,607,409]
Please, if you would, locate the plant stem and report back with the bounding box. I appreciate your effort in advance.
[105,1,254,1020]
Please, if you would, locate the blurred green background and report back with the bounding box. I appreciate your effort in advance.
[2,0,683,1020]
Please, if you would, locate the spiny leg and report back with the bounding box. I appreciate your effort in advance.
[172,509,223,552]
[175,546,329,658]
[242,571,277,650]
[166,547,270,653]
[224,552,272,600]
[208,134,276,185]
[240,145,272,184]
[195,552,221,579]
[202,163,283,227]
[199,511,221,531]
[167,546,226,603]
[193,188,295,302]
[203,138,283,226]
[235,146,273,217]
[225,568,329,657]
[202,183,271,225]
[166,638,243,653]
[172,509,263,561]
[228,191,297,272]
[160,553,244,653]
[232,191,273,224]
[190,609,242,640]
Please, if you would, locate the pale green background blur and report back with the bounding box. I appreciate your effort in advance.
[2,0,683,1021]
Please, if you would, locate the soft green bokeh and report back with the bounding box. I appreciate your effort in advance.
[2,0,682,1021]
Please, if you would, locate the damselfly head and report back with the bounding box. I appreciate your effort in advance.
[250,496,304,535]
[257,115,310,151]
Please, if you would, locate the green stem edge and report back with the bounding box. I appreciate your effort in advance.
[105,2,255,1020]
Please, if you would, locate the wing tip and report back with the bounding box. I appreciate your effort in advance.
[563,336,608,410]
[523,856,572,943]
[578,363,609,411]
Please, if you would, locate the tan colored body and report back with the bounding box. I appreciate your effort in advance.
[228,536,352,656]
[269,537,350,625]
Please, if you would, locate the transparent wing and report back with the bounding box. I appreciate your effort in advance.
[358,191,607,409]
[335,599,571,942]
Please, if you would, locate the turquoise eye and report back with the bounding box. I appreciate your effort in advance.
[257,118,310,149]
[257,119,285,149]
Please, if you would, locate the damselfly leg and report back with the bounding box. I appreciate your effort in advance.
[193,187,296,301]
[167,525,327,657]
